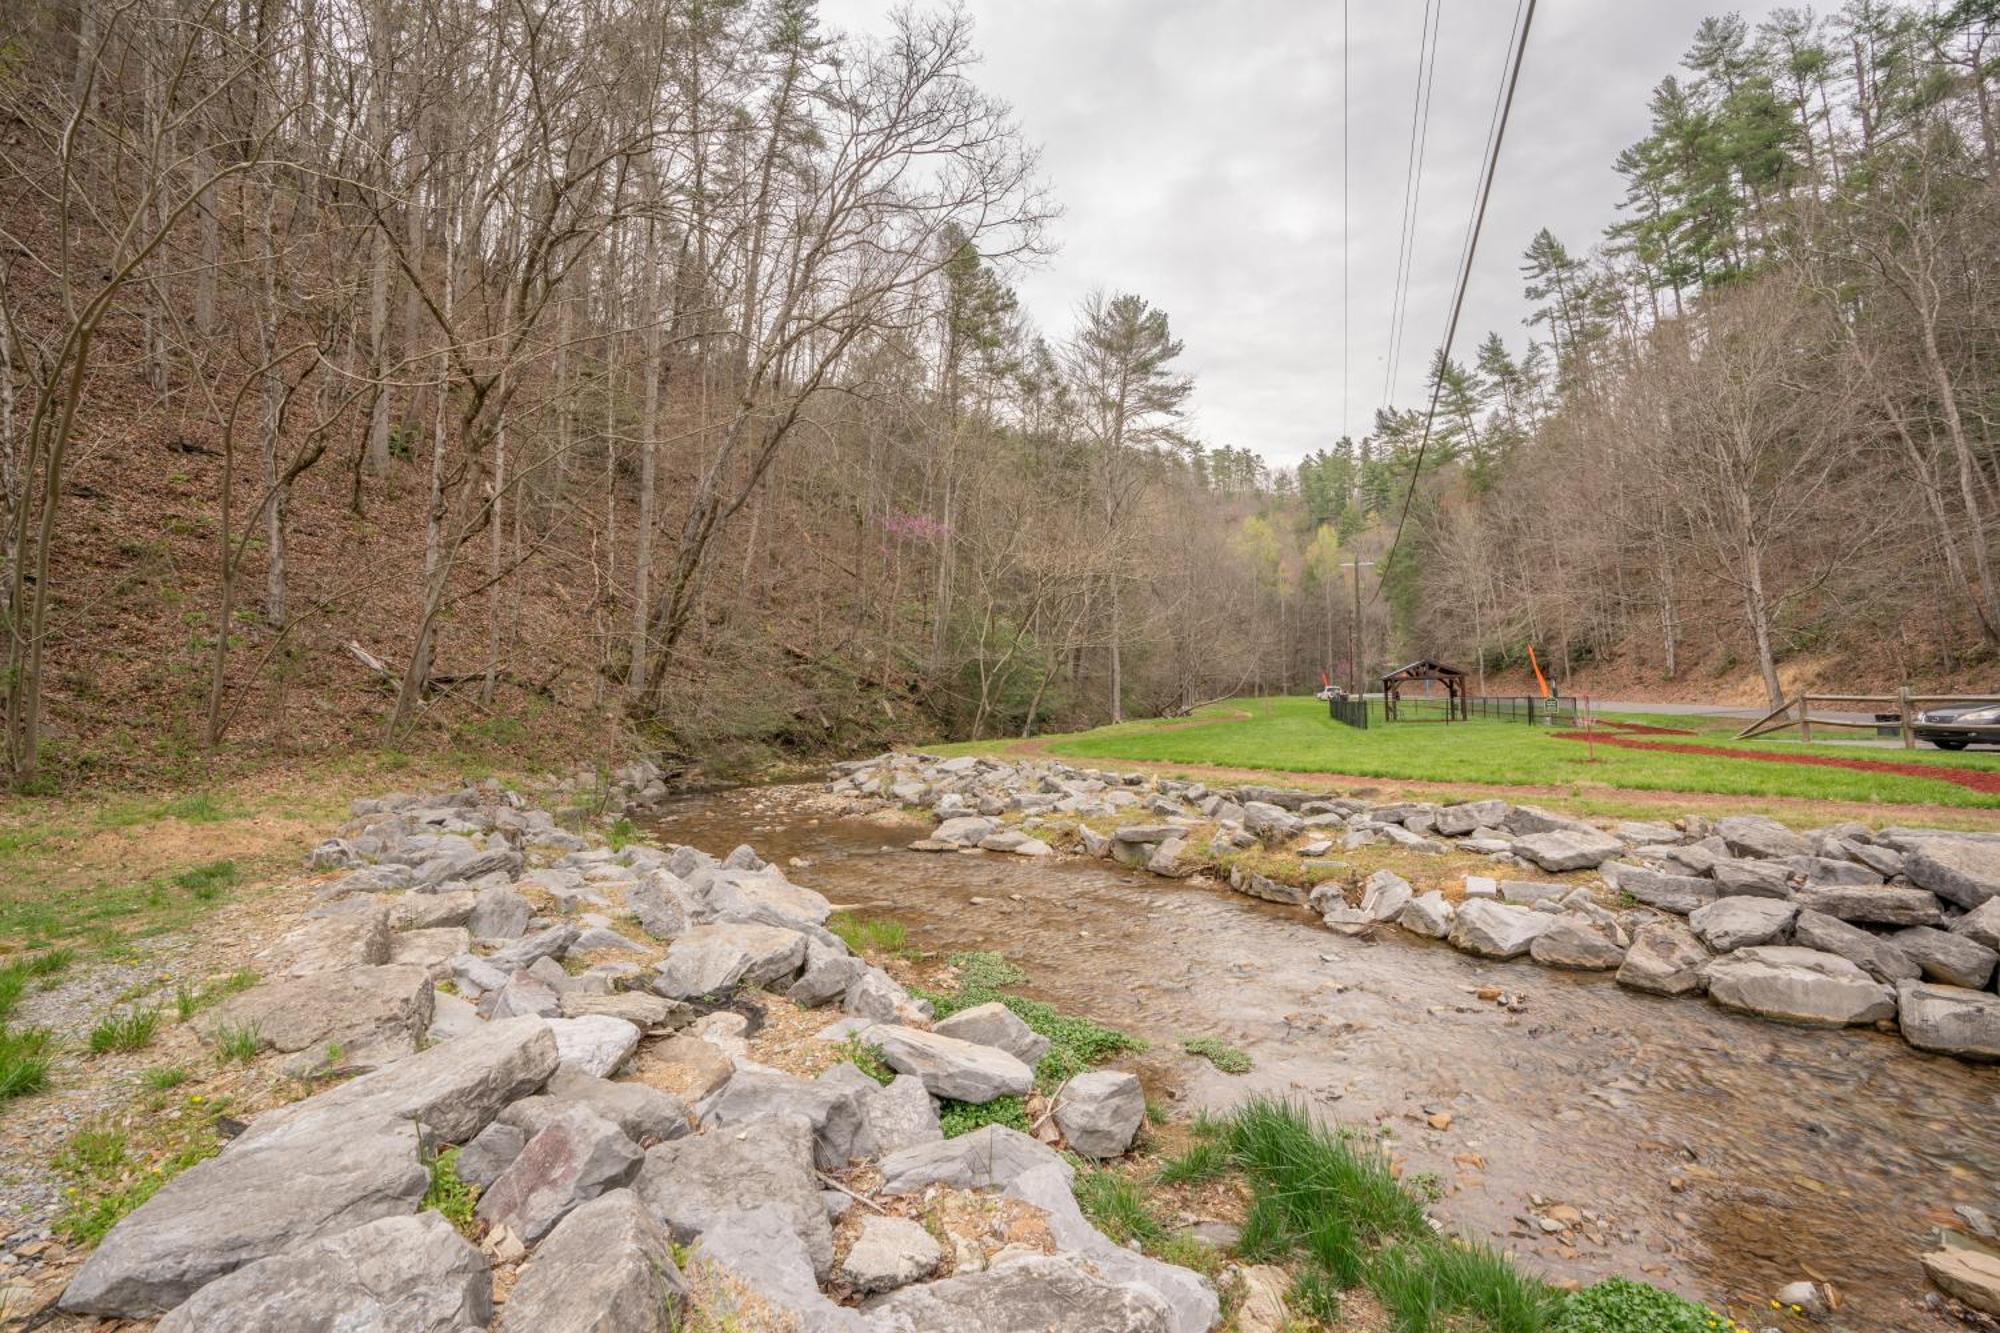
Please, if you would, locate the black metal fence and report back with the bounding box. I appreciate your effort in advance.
[1329,694,1578,727]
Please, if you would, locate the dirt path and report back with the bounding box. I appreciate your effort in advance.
[1554,728,2000,796]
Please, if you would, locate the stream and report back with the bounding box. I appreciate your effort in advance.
[655,784,2000,1331]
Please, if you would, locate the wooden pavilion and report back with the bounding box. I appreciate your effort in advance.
[1380,660,1469,722]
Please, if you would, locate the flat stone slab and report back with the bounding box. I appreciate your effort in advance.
[868,1024,1033,1103]
[1905,838,2000,910]
[1702,946,1896,1027]
[653,922,807,998]
[475,1104,643,1243]
[1512,829,1624,872]
[154,1212,488,1333]
[1898,981,2000,1062]
[932,1001,1051,1066]
[1792,884,1943,926]
[199,964,433,1072]
[1529,917,1625,970]
[839,1215,942,1294]
[546,1014,642,1078]
[1616,922,1711,996]
[877,1125,1073,1195]
[1448,899,1554,959]
[1689,896,1797,952]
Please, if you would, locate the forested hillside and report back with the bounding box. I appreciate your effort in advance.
[1322,3,2000,707]
[3,0,1997,791]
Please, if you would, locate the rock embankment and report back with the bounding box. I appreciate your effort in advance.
[58,784,1218,1332]
[829,753,2000,1065]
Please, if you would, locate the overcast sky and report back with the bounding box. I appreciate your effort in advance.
[817,0,1787,468]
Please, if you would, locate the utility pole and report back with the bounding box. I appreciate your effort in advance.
[1349,557,1376,698]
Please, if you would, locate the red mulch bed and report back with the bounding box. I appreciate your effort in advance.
[1554,729,2000,795]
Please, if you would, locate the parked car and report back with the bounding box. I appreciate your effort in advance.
[1913,702,2000,750]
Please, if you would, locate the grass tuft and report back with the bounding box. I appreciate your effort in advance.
[827,912,914,958]
[89,1009,160,1055]
[0,1027,54,1101]
[1073,1167,1165,1246]
[1181,1035,1254,1074]
[212,1022,262,1063]
[835,1035,896,1086]
[1155,1140,1231,1186]
[170,859,239,899]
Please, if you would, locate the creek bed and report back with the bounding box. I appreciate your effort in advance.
[654,784,2000,1331]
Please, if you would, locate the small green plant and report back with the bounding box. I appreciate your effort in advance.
[604,817,640,851]
[0,948,73,1023]
[1550,1276,1728,1333]
[171,859,239,900]
[422,1148,479,1236]
[140,1066,191,1092]
[90,1009,160,1054]
[213,1023,263,1063]
[827,913,914,958]
[55,1129,128,1176]
[1073,1168,1164,1246]
[177,969,258,1022]
[835,1035,895,1086]
[1155,1141,1230,1186]
[914,951,1144,1094]
[0,1027,53,1100]
[937,1095,1029,1138]
[1181,1035,1253,1074]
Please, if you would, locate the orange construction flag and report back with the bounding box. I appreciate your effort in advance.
[1527,645,1550,698]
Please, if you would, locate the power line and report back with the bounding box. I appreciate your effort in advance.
[1379,0,1436,412]
[1372,0,1536,604]
[1384,0,1443,408]
[1341,0,1349,442]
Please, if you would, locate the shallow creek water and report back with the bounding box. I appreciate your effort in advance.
[655,785,2000,1331]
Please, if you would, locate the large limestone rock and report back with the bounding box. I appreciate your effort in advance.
[704,869,834,933]
[1003,1162,1218,1333]
[932,815,997,846]
[653,922,807,998]
[58,1116,428,1317]
[537,1067,690,1145]
[1434,800,1512,837]
[1529,917,1625,970]
[869,1024,1033,1103]
[1892,926,1999,989]
[1898,982,2000,1062]
[1922,1247,2000,1316]
[243,1014,559,1146]
[1688,896,1797,952]
[1357,870,1414,922]
[1512,828,1624,872]
[835,1071,942,1160]
[261,906,391,977]
[1396,890,1454,938]
[1792,884,1943,926]
[1716,815,1810,860]
[1616,922,1712,997]
[469,885,532,940]
[636,1114,833,1279]
[546,1014,642,1078]
[1448,899,1555,959]
[153,1212,488,1333]
[841,967,930,1026]
[932,1001,1051,1066]
[199,964,433,1071]
[1711,858,1794,899]
[1702,946,1896,1027]
[1053,1070,1145,1159]
[839,1215,943,1294]
[1905,838,2000,910]
[627,871,701,939]
[1792,910,1920,983]
[499,1189,685,1333]
[556,991,692,1032]
[475,1104,643,1243]
[877,1125,1073,1195]
[788,940,868,1008]
[1954,898,2000,952]
[866,1254,1174,1332]
[692,1205,870,1332]
[698,1067,866,1169]
[1601,863,1718,916]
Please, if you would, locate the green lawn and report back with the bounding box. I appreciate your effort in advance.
[1026,697,2000,810]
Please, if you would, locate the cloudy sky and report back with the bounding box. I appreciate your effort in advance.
[817,0,1787,467]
